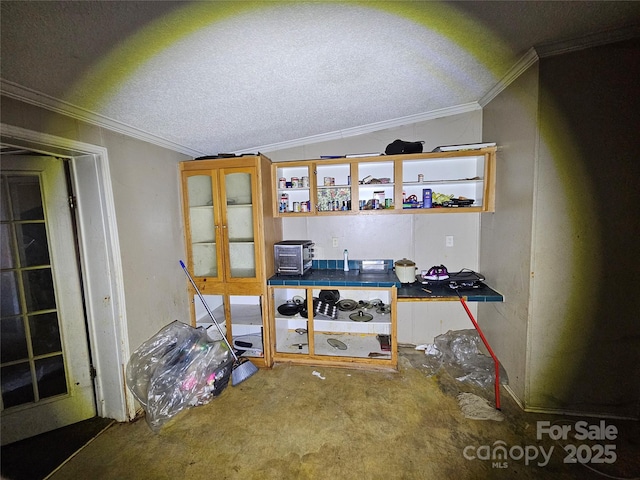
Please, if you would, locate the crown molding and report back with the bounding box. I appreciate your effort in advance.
[534,24,640,58]
[2,25,637,158]
[479,25,640,107]
[2,77,479,157]
[238,102,482,154]
[479,48,539,108]
[0,79,205,157]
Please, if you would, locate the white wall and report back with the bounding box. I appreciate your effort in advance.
[480,64,539,404]
[103,131,191,347]
[481,39,640,419]
[267,110,487,344]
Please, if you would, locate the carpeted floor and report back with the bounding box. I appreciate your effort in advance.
[1,416,114,480]
[2,349,639,479]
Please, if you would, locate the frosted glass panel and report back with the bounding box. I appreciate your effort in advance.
[188,174,217,276]
[225,172,256,279]
[187,175,213,207]
[193,243,217,277]
[189,207,215,243]
[225,173,252,205]
[227,206,254,241]
[228,242,256,278]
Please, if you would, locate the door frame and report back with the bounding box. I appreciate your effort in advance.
[1,123,132,422]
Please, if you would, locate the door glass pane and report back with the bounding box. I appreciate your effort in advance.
[8,176,43,221]
[18,223,50,266]
[0,172,68,409]
[1,271,20,316]
[0,223,13,268]
[1,316,28,362]
[187,175,217,277]
[29,312,62,356]
[1,362,34,408]
[225,172,256,278]
[36,355,67,399]
[0,182,9,222]
[23,269,56,311]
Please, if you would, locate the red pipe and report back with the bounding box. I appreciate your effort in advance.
[458,295,501,410]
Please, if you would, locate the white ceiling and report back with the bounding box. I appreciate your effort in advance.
[1,1,639,157]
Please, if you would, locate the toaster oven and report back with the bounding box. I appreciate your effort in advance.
[274,240,314,275]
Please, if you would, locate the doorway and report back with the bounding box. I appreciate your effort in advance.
[1,155,96,444]
[1,123,133,436]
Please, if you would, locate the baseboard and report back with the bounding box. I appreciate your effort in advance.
[503,383,525,410]
[521,405,638,422]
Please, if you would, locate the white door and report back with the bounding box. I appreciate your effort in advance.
[1,155,95,445]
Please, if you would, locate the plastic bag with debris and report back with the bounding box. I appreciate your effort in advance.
[125,320,232,431]
[419,329,507,388]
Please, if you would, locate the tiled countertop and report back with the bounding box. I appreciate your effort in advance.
[268,260,401,288]
[397,282,503,302]
[268,260,503,301]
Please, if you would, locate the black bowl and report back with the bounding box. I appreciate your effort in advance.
[277,302,301,316]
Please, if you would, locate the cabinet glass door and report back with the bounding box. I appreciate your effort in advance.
[186,173,221,278]
[222,169,257,279]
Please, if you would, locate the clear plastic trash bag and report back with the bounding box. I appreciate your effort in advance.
[421,329,508,388]
[126,320,232,431]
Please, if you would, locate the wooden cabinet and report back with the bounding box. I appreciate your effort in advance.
[180,155,282,367]
[269,285,397,370]
[272,146,496,216]
[274,162,312,213]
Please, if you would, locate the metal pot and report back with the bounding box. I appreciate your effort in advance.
[395,258,417,283]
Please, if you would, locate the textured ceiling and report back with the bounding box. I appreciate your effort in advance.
[1,1,639,156]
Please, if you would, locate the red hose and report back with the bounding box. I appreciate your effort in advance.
[458,295,501,410]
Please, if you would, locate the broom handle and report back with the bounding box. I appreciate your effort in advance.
[180,260,239,362]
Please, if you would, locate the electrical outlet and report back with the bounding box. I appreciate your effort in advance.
[332,237,338,247]
[445,235,454,247]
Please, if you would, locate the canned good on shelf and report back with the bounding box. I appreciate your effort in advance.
[422,188,432,208]
[279,193,289,212]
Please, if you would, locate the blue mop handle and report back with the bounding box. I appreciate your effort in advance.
[179,260,239,361]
